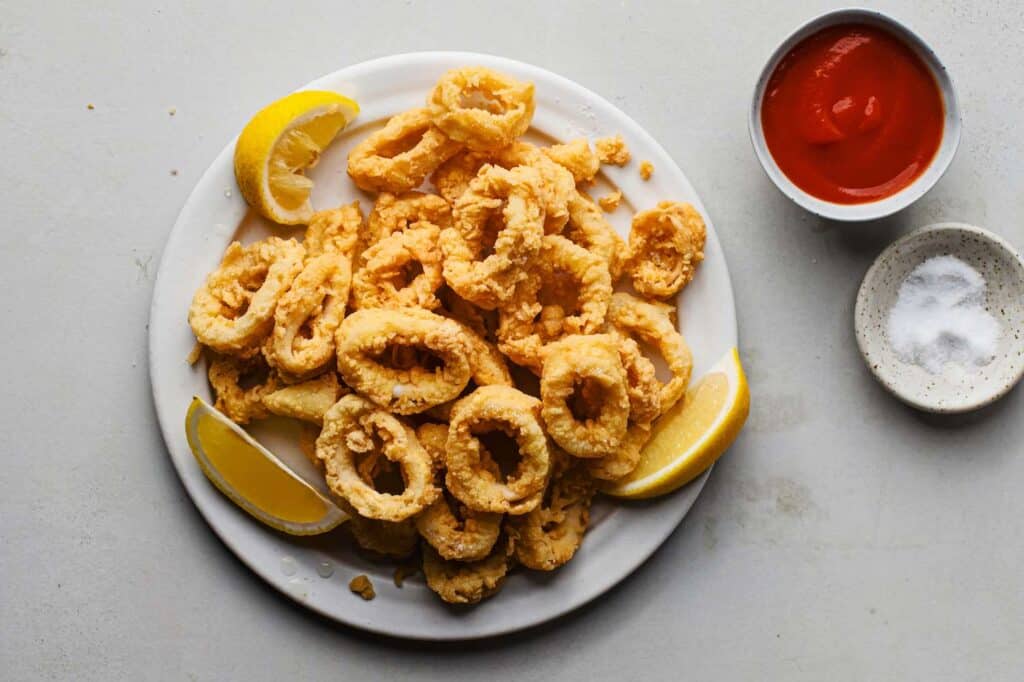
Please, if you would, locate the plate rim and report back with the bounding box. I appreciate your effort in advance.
[148,50,738,639]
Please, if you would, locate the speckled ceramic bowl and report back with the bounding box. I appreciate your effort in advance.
[855,223,1024,413]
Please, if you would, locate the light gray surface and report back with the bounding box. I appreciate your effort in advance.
[1,0,1021,679]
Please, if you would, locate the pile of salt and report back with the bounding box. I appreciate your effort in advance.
[886,255,1000,374]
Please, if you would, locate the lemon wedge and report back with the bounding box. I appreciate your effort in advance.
[185,397,346,535]
[603,347,750,500]
[233,90,359,225]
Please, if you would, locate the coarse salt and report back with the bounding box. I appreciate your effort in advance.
[886,255,1000,374]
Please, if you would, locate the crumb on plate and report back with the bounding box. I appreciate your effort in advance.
[639,160,654,181]
[349,574,376,600]
[595,135,630,165]
[597,190,622,212]
[186,341,203,366]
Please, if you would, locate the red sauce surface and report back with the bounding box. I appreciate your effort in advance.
[761,23,944,204]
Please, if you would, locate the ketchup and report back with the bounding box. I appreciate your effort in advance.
[761,24,944,204]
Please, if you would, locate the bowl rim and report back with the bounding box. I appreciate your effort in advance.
[854,222,1024,413]
[749,7,962,222]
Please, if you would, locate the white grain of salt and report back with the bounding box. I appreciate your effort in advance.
[887,255,1000,374]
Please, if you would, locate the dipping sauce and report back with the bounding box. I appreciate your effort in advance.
[761,23,944,204]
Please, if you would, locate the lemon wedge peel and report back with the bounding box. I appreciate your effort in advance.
[185,397,347,535]
[603,347,750,500]
[233,91,359,226]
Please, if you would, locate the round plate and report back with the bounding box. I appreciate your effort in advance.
[149,52,738,639]
[855,222,1024,413]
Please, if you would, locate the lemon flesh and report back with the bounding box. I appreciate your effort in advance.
[185,397,346,535]
[233,91,359,226]
[603,348,750,500]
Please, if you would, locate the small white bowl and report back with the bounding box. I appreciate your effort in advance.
[749,8,962,222]
[855,223,1024,413]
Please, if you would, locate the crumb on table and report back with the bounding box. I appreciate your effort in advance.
[639,160,654,181]
[597,190,623,212]
[349,574,376,600]
[595,135,631,165]
[87,103,95,110]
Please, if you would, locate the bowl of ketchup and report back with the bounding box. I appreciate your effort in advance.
[750,8,961,221]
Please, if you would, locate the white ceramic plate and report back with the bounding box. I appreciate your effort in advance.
[149,52,738,639]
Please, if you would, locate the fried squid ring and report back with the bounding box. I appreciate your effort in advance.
[304,202,364,260]
[493,142,574,233]
[615,335,662,425]
[441,164,545,309]
[188,237,304,356]
[565,191,628,282]
[428,67,535,152]
[266,252,352,379]
[415,423,503,562]
[540,334,629,459]
[261,372,345,426]
[430,150,489,204]
[347,108,462,194]
[351,223,443,310]
[316,394,438,521]
[422,537,513,604]
[365,191,451,246]
[627,201,707,298]
[207,353,279,424]
[606,292,693,415]
[338,499,420,560]
[445,385,550,515]
[497,235,612,372]
[587,422,652,481]
[507,457,595,570]
[542,138,600,184]
[335,308,473,414]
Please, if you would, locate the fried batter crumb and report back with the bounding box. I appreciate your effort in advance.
[87,103,95,110]
[597,190,622,212]
[393,563,419,588]
[595,135,631,166]
[639,160,654,181]
[186,341,203,365]
[349,574,376,600]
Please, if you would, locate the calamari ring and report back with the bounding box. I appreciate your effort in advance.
[436,285,496,341]
[493,142,574,233]
[421,537,513,604]
[507,458,595,570]
[427,67,535,152]
[261,372,345,426]
[587,421,652,481]
[207,353,279,425]
[304,202,364,260]
[266,252,352,379]
[542,138,600,184]
[337,499,419,560]
[335,308,473,414]
[606,292,693,415]
[540,334,629,459]
[615,335,662,425]
[316,394,438,521]
[627,201,707,298]
[445,385,550,515]
[565,191,628,282]
[351,223,443,310]
[365,191,451,246]
[497,235,612,372]
[188,237,304,356]
[415,423,502,562]
[347,108,462,194]
[441,164,545,310]
[430,150,489,204]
